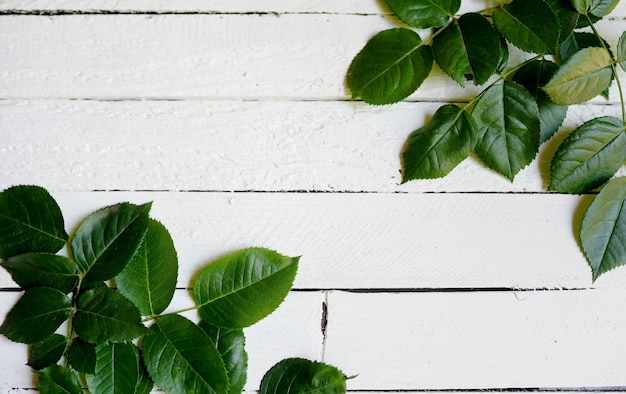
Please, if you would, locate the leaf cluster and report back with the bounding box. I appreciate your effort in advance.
[0,185,349,393]
[347,0,626,281]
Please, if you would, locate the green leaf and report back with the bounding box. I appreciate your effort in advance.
[618,31,626,72]
[69,338,96,374]
[71,202,151,281]
[545,0,579,44]
[383,0,460,29]
[37,365,82,394]
[512,59,568,143]
[543,46,613,104]
[401,104,476,182]
[28,334,67,370]
[193,247,299,328]
[472,81,540,180]
[0,185,68,259]
[134,348,154,394]
[260,358,348,394]
[549,116,626,193]
[116,219,178,316]
[142,314,229,394]
[559,32,611,62]
[0,287,71,343]
[573,0,620,17]
[199,321,248,394]
[2,253,78,294]
[493,0,560,55]
[347,28,433,105]
[432,13,501,86]
[580,177,626,281]
[87,342,139,394]
[74,287,147,344]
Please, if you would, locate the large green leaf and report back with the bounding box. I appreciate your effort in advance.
[116,219,178,316]
[432,13,500,86]
[199,321,248,394]
[70,202,151,281]
[401,104,476,182]
[472,81,540,180]
[193,247,299,328]
[87,342,139,394]
[74,287,147,344]
[493,0,560,55]
[142,314,229,394]
[543,47,613,105]
[0,287,71,344]
[549,117,625,194]
[512,59,568,143]
[2,253,78,294]
[383,0,460,29]
[0,185,67,259]
[37,365,82,394]
[347,28,433,105]
[580,177,626,281]
[260,358,348,394]
[28,334,67,370]
[618,31,626,72]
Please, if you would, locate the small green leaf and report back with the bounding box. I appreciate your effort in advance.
[69,338,96,374]
[383,0,460,29]
[559,32,611,63]
[618,31,626,72]
[432,13,501,86]
[193,247,299,328]
[116,219,178,316]
[493,0,560,55]
[549,116,626,193]
[0,287,71,344]
[543,47,613,104]
[580,177,626,281]
[260,358,348,394]
[199,321,248,394]
[87,342,139,394]
[74,287,147,344]
[347,28,433,105]
[37,365,82,394]
[0,185,68,259]
[28,334,67,370]
[142,314,229,394]
[401,104,476,182]
[472,81,540,180]
[134,348,154,394]
[574,0,620,17]
[2,253,78,294]
[512,59,568,143]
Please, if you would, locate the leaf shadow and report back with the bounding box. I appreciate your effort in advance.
[536,127,573,190]
[572,193,596,257]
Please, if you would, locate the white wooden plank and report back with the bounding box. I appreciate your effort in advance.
[1,100,623,193]
[0,14,623,100]
[0,289,324,390]
[2,192,625,290]
[323,289,626,390]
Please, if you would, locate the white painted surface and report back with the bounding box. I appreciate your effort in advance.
[0,0,625,392]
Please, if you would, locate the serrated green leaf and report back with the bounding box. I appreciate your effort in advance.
[383,0,459,29]
[28,334,67,370]
[472,81,540,180]
[401,104,476,182]
[69,338,96,374]
[0,287,71,344]
[545,0,579,44]
[260,358,348,394]
[116,219,178,316]
[199,321,248,394]
[558,32,611,63]
[37,365,82,394]
[0,185,68,259]
[142,314,229,394]
[347,28,433,105]
[618,31,626,72]
[549,116,626,193]
[2,253,78,294]
[74,287,147,344]
[512,59,568,143]
[573,0,620,17]
[432,13,500,86]
[496,35,510,74]
[134,348,154,394]
[193,247,299,328]
[70,202,151,281]
[86,342,139,394]
[493,0,560,55]
[543,46,613,104]
[580,177,626,281]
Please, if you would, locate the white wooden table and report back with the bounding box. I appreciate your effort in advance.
[1,1,625,392]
